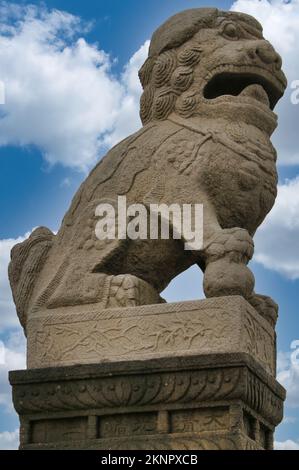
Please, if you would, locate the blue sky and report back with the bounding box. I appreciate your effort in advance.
[0,0,298,450]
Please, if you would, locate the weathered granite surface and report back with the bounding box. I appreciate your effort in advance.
[27,296,276,375]
[10,353,285,450]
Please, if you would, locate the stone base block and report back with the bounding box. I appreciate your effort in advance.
[27,296,276,375]
[9,353,285,450]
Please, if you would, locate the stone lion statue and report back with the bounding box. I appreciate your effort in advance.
[9,8,286,333]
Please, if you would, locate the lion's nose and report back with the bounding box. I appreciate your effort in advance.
[248,41,282,70]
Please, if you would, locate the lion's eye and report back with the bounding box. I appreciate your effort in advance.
[223,23,239,39]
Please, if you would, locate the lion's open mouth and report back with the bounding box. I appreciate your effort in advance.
[204,71,285,110]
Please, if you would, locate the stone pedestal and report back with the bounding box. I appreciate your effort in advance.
[9,296,285,450]
[10,353,284,450]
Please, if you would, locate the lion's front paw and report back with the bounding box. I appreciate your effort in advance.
[107,274,163,308]
[248,293,278,327]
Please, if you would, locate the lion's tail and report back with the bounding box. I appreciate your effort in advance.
[8,227,54,333]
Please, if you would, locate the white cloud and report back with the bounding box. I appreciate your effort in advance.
[254,177,299,279]
[103,41,149,148]
[277,348,299,408]
[0,233,31,330]
[231,0,299,166]
[275,439,299,450]
[0,2,147,172]
[0,232,26,450]
[277,350,293,373]
[274,348,299,450]
[0,329,26,415]
[0,429,19,450]
[278,365,299,408]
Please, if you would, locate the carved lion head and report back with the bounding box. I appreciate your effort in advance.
[139,8,287,134]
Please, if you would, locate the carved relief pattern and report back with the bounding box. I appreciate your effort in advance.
[244,369,283,424]
[30,309,235,367]
[99,412,157,438]
[243,306,275,375]
[14,367,241,413]
[13,364,283,428]
[27,297,275,375]
[171,408,229,433]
